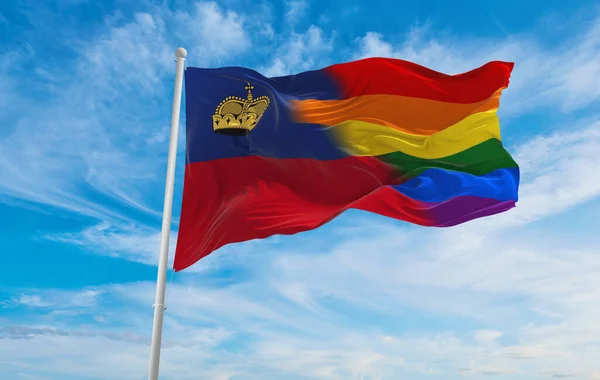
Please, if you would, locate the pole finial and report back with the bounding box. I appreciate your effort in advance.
[175,47,187,59]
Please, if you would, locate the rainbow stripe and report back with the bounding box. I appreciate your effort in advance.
[174,58,519,271]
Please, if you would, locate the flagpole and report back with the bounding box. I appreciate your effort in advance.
[148,47,187,380]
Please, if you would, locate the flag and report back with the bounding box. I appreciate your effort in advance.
[173,57,519,271]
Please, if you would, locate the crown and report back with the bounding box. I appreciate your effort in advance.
[212,83,270,136]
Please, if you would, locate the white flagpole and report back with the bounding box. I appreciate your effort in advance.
[148,47,187,380]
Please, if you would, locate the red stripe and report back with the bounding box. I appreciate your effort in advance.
[174,156,517,271]
[324,58,514,103]
[174,156,398,271]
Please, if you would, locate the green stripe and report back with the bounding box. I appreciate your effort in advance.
[378,138,518,179]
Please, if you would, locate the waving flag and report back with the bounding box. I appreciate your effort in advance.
[173,57,519,271]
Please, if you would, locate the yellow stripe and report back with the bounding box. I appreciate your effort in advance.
[332,110,501,159]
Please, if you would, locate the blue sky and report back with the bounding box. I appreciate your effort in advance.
[1,0,600,379]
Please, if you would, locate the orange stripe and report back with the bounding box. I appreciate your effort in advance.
[291,89,503,135]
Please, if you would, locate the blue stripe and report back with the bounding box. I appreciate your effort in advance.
[185,67,345,164]
[391,167,520,203]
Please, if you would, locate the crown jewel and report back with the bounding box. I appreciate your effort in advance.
[212,82,270,136]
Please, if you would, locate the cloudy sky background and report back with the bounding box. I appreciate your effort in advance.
[1,0,600,379]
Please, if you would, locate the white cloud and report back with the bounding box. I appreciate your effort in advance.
[357,32,395,57]
[47,222,173,266]
[0,283,501,379]
[45,221,262,273]
[285,0,308,24]
[17,375,51,380]
[474,330,503,345]
[85,12,172,94]
[174,2,250,63]
[14,295,53,308]
[11,289,101,309]
[458,365,518,376]
[261,25,334,77]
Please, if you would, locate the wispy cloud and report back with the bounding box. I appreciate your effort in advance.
[11,289,101,309]
[46,223,175,266]
[13,295,54,308]
[260,25,334,77]
[1,13,167,222]
[173,2,250,63]
[285,0,308,25]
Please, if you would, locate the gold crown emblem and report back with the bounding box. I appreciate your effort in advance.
[212,83,270,136]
